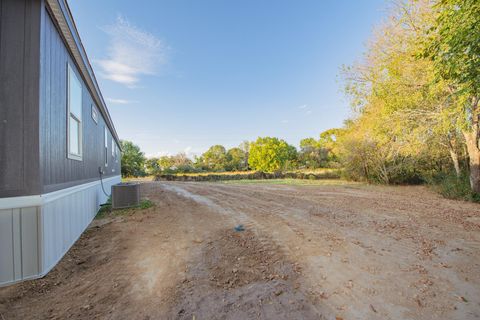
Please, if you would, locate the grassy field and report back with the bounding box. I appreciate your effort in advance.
[221,178,358,186]
[167,168,339,177]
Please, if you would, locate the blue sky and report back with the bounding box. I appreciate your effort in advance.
[69,0,387,158]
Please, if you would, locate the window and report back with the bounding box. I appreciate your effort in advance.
[67,64,82,160]
[91,104,98,124]
[112,142,117,172]
[112,138,115,157]
[104,127,108,167]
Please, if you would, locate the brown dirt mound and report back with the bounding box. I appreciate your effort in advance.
[207,229,298,288]
[166,229,326,320]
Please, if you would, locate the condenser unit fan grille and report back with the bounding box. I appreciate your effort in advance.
[112,183,140,209]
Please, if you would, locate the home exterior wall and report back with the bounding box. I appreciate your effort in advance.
[0,1,124,287]
[0,0,42,198]
[40,8,121,194]
[0,175,120,286]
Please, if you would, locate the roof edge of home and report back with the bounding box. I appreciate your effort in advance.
[46,0,122,148]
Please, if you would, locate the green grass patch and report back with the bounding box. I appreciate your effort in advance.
[95,199,155,219]
[138,199,155,209]
[429,173,480,203]
[221,178,358,186]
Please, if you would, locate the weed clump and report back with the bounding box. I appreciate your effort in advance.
[429,173,480,203]
[95,199,155,219]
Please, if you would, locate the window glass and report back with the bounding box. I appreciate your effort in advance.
[67,64,82,160]
[68,66,82,120]
[105,127,108,166]
[69,117,80,155]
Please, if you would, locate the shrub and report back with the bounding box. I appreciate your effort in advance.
[429,172,480,202]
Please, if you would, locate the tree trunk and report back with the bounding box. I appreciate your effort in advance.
[447,139,461,177]
[463,130,480,194]
[463,97,480,193]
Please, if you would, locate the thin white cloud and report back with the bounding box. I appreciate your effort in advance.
[96,15,168,87]
[281,119,289,124]
[297,104,313,115]
[184,146,201,158]
[145,150,171,158]
[106,98,138,105]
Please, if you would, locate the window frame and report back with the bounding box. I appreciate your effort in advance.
[67,64,83,161]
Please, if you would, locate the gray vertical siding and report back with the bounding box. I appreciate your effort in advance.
[0,1,120,197]
[40,9,121,194]
[0,207,40,285]
[0,0,42,197]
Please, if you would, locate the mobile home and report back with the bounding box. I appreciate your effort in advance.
[0,0,121,286]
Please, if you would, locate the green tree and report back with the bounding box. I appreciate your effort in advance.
[226,147,247,171]
[171,153,195,173]
[340,0,465,184]
[319,128,342,162]
[425,0,480,192]
[157,153,195,174]
[145,157,160,175]
[298,138,325,169]
[193,155,208,171]
[239,141,251,170]
[201,145,228,171]
[298,129,343,169]
[248,137,297,172]
[158,156,174,172]
[350,0,467,181]
[120,140,145,177]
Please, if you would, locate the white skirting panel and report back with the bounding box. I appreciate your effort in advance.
[40,176,120,274]
[0,175,121,287]
[0,207,40,285]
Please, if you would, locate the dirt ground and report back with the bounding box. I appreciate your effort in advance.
[1,181,480,320]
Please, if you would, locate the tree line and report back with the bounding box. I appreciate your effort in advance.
[337,0,479,199]
[121,132,341,177]
[121,0,480,200]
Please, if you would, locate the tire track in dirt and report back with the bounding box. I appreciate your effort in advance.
[161,182,480,320]
[157,183,331,319]
[1,182,479,320]
[168,183,397,319]
[160,182,394,319]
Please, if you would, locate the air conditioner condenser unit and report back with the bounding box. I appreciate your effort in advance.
[112,182,140,209]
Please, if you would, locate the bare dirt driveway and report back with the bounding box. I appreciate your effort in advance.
[1,181,480,320]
